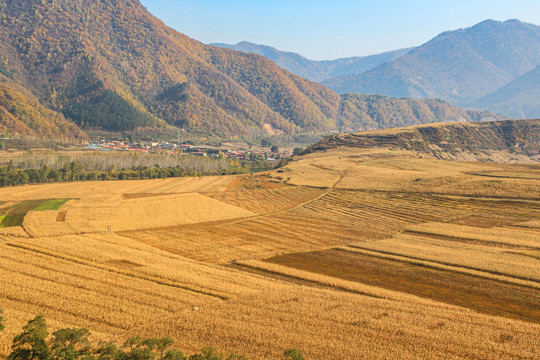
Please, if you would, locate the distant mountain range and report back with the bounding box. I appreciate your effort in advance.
[322,19,540,118]
[212,42,413,82]
[222,20,540,119]
[469,65,540,118]
[0,0,504,140]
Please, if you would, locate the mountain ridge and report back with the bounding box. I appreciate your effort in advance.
[0,0,505,139]
[212,41,413,82]
[0,0,343,136]
[322,19,540,117]
[468,65,540,119]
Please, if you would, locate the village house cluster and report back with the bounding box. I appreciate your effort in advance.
[87,140,291,160]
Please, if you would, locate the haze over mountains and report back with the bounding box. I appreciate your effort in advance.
[222,20,540,120]
[323,19,540,118]
[469,65,540,119]
[0,0,504,140]
[212,41,413,83]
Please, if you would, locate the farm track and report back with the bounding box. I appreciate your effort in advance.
[219,168,349,220]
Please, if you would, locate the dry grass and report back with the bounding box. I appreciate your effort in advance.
[21,193,255,236]
[0,226,29,239]
[0,242,220,332]
[0,146,539,359]
[346,233,540,283]
[134,279,540,360]
[263,250,540,323]
[120,211,362,263]
[206,186,324,214]
[405,222,540,248]
[0,175,236,201]
[276,148,540,199]
[63,193,255,234]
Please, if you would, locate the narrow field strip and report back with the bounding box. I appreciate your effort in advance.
[405,222,540,249]
[265,249,540,324]
[234,260,392,300]
[342,245,540,288]
[346,234,540,282]
[513,220,540,229]
[33,199,70,211]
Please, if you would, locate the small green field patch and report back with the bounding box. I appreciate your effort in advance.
[1,213,25,227]
[34,199,70,211]
[0,199,69,227]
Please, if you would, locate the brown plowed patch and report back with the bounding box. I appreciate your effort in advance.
[56,211,66,222]
[447,215,520,228]
[266,249,540,324]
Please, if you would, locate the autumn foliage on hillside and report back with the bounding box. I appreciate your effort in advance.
[0,0,341,135]
[339,94,504,131]
[0,0,503,139]
[0,81,87,141]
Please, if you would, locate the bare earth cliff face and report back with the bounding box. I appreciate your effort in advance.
[307,119,540,163]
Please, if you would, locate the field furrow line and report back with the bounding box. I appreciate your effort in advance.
[338,246,540,289]
[0,261,188,313]
[4,243,230,300]
[0,250,200,304]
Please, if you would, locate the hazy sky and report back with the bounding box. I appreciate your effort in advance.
[140,0,540,60]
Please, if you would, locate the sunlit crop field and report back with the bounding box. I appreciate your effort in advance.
[1,146,539,359]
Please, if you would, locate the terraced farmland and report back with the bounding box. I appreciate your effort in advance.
[0,141,539,359]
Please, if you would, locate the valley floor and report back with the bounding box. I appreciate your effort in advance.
[0,147,539,359]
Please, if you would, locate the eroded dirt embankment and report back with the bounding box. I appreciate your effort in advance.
[307,119,540,163]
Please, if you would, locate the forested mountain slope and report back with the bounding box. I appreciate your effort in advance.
[0,0,504,139]
[0,79,86,141]
[469,65,540,119]
[338,94,503,132]
[0,0,343,135]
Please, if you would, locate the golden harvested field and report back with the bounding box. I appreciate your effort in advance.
[1,146,539,359]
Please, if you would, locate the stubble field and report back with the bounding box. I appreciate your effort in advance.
[0,146,539,359]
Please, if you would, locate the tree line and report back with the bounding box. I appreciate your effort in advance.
[0,312,305,360]
[0,153,273,187]
[0,162,250,187]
